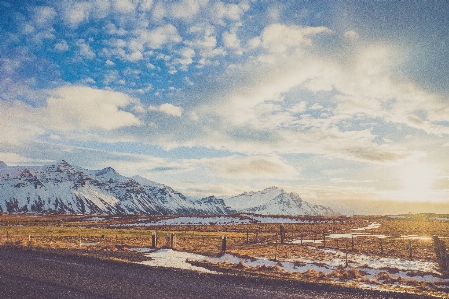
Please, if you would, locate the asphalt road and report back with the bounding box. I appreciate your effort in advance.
[0,247,439,299]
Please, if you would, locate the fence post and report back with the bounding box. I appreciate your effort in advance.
[280,225,285,244]
[171,234,176,248]
[345,243,348,267]
[166,234,171,248]
[152,232,157,248]
[246,229,249,244]
[379,238,383,255]
[351,235,354,251]
[433,236,449,275]
[408,240,412,259]
[221,235,226,253]
[322,232,326,248]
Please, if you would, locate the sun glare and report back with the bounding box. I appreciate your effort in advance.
[398,162,437,201]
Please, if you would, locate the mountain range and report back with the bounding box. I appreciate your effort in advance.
[0,160,334,216]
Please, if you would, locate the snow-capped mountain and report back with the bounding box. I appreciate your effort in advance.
[0,161,333,216]
[0,160,226,215]
[224,187,334,216]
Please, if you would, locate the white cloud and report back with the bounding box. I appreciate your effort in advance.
[45,86,143,131]
[185,23,225,64]
[204,155,300,179]
[0,152,53,165]
[33,6,57,28]
[134,24,182,49]
[0,101,46,144]
[55,40,69,51]
[261,23,332,53]
[62,2,92,29]
[222,31,241,53]
[139,0,154,11]
[174,47,195,68]
[209,1,249,25]
[112,0,136,14]
[76,39,95,59]
[149,103,183,117]
[170,0,206,20]
[344,30,359,39]
[288,102,307,113]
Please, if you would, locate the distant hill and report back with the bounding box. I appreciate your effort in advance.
[0,160,334,216]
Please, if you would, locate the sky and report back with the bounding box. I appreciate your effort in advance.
[1,0,449,214]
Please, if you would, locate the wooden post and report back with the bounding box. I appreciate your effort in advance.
[152,232,157,248]
[433,236,448,275]
[171,234,176,248]
[246,229,249,244]
[221,235,227,253]
[300,234,303,246]
[345,243,348,267]
[351,235,354,251]
[408,240,412,259]
[379,238,383,255]
[322,232,326,248]
[166,234,171,248]
[280,225,285,244]
[274,238,278,261]
[254,230,259,243]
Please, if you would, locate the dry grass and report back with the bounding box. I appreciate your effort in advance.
[0,213,447,262]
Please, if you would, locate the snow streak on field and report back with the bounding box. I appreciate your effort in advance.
[116,214,328,226]
[137,248,449,294]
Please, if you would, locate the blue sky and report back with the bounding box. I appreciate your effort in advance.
[1,0,449,213]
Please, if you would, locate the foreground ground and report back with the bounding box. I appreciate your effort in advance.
[0,213,448,297]
[0,247,441,299]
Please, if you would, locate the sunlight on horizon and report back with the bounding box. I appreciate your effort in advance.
[397,162,438,202]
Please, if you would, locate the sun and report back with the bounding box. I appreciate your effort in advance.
[398,162,437,202]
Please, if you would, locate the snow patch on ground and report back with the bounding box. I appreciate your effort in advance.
[351,222,381,231]
[135,245,448,295]
[138,249,220,274]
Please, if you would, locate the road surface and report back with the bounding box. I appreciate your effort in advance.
[0,247,438,299]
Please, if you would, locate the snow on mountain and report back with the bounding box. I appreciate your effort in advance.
[224,187,335,216]
[223,186,283,210]
[193,196,236,215]
[0,161,334,216]
[0,160,221,215]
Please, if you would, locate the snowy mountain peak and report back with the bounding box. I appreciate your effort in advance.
[224,187,334,216]
[0,161,7,168]
[95,166,120,178]
[49,160,76,173]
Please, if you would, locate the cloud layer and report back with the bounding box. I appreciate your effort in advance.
[1,1,449,207]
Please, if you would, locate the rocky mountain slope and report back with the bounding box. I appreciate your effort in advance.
[0,161,334,216]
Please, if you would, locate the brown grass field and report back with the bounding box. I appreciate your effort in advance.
[0,213,448,297]
[0,213,447,262]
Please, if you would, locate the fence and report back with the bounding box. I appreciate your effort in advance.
[1,226,446,263]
